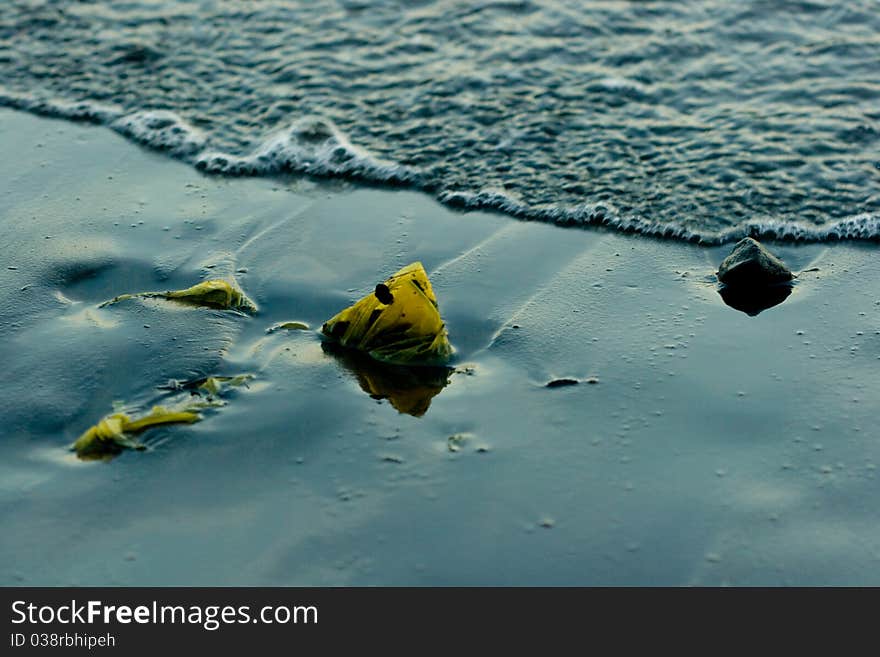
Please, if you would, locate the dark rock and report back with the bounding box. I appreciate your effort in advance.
[716,238,794,315]
[717,238,793,286]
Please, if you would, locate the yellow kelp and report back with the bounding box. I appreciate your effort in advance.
[158,373,254,395]
[99,279,257,313]
[266,321,310,333]
[321,262,452,365]
[72,406,200,458]
[195,374,254,396]
[73,373,254,459]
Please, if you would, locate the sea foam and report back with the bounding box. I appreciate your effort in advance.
[194,116,422,184]
[111,111,206,157]
[438,188,880,245]
[3,88,878,246]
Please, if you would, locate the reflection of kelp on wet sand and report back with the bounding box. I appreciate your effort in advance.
[322,342,451,417]
[72,375,254,460]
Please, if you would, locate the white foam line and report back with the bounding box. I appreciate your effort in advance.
[440,188,880,245]
[194,115,423,184]
[3,89,879,246]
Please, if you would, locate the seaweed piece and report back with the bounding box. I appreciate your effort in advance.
[157,373,253,393]
[321,262,452,365]
[120,406,201,434]
[266,321,310,333]
[72,406,200,458]
[72,373,254,459]
[99,279,256,313]
[196,374,254,396]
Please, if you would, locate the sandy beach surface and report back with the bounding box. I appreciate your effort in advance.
[2,108,879,585]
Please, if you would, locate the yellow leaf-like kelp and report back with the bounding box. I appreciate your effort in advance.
[99,279,257,313]
[266,321,310,333]
[72,406,201,458]
[195,374,254,396]
[321,262,452,365]
[72,373,254,459]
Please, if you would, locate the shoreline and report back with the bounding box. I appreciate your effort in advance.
[2,108,880,586]
[2,95,879,246]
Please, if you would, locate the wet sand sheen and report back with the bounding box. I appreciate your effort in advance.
[1,109,880,585]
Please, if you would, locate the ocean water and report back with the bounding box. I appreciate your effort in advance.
[1,0,879,242]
